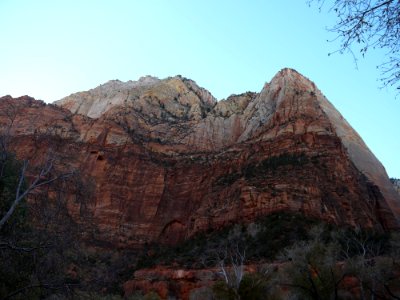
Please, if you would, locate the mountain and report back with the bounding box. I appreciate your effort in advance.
[1,68,399,248]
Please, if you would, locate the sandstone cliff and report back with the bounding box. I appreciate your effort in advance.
[1,68,399,248]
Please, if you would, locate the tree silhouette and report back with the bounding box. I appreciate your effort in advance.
[309,0,400,92]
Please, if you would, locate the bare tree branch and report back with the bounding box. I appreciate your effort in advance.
[309,0,400,92]
[0,157,74,230]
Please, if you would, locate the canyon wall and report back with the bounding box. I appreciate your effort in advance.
[1,68,399,247]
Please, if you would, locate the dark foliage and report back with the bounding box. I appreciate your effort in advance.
[246,212,319,259]
[0,153,84,299]
[214,153,309,187]
[136,212,320,269]
[243,153,309,180]
[0,153,28,236]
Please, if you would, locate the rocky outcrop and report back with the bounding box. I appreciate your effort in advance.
[392,179,400,197]
[122,265,271,300]
[1,68,399,248]
[123,267,221,300]
[55,75,216,120]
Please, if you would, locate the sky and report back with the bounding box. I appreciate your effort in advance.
[0,0,399,178]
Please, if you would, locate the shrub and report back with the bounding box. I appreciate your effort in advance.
[136,212,321,270]
[238,273,271,300]
[212,281,238,300]
[212,273,272,300]
[143,291,161,300]
[189,286,213,300]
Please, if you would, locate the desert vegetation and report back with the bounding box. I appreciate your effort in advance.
[134,212,400,299]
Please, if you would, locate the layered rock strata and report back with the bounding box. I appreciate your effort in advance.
[1,68,399,248]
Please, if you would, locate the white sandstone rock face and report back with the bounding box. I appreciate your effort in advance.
[54,75,217,120]
[54,76,161,118]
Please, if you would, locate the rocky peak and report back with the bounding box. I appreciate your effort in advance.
[54,76,160,118]
[176,76,217,107]
[95,76,161,93]
[54,75,216,121]
[126,76,217,121]
[240,68,400,220]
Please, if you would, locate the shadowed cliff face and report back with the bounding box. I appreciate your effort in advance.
[1,68,399,248]
[393,179,400,196]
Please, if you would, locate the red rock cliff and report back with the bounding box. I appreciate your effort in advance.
[1,69,399,247]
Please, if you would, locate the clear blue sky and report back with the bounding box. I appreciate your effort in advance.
[1,0,399,178]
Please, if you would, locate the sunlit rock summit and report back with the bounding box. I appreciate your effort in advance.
[1,68,399,247]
